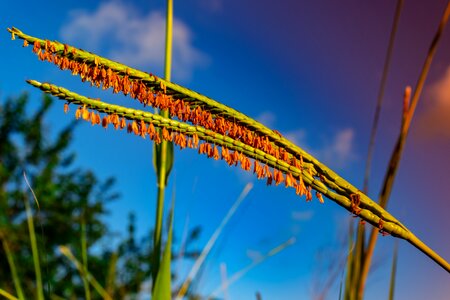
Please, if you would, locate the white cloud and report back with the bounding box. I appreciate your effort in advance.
[198,0,223,12]
[284,129,307,148]
[60,1,208,80]
[291,210,314,222]
[316,128,356,169]
[255,111,356,169]
[416,66,450,139]
[256,111,277,128]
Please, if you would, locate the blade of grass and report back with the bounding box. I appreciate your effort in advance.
[105,252,118,299]
[152,198,174,300]
[0,289,18,300]
[23,171,44,300]
[176,183,253,299]
[359,1,450,295]
[220,263,230,300]
[59,246,112,300]
[81,213,91,300]
[0,231,25,300]
[208,237,296,299]
[388,241,399,300]
[363,0,404,193]
[152,0,174,287]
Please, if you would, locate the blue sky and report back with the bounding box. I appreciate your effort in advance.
[2,0,450,299]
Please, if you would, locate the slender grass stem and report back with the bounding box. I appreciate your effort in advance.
[59,246,112,300]
[152,0,173,287]
[0,231,25,300]
[176,183,253,299]
[207,237,295,299]
[81,214,91,300]
[358,2,450,296]
[23,172,44,300]
[0,289,19,300]
[363,0,404,194]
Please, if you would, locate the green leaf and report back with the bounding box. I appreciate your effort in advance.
[152,204,174,300]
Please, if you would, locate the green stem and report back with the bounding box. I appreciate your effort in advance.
[0,231,25,300]
[59,246,112,300]
[152,0,173,288]
[0,289,19,300]
[23,173,44,300]
[81,213,91,300]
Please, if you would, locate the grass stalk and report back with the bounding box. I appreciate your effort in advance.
[59,246,112,300]
[363,0,404,193]
[0,289,18,300]
[81,214,91,300]
[23,172,44,300]
[176,183,253,299]
[358,2,450,295]
[0,232,25,300]
[105,252,118,298]
[152,0,173,286]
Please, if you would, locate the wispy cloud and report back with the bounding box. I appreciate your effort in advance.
[416,66,450,140]
[291,210,314,222]
[198,0,223,13]
[315,128,356,169]
[256,111,277,128]
[256,111,357,169]
[60,1,208,80]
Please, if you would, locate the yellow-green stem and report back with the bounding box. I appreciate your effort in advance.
[0,289,18,300]
[59,246,112,300]
[81,214,91,300]
[24,195,44,300]
[0,231,25,300]
[152,0,173,287]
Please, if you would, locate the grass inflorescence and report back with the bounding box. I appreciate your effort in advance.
[8,26,450,273]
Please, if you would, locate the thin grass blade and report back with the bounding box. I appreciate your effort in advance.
[59,246,112,300]
[23,172,44,300]
[176,183,253,299]
[0,289,18,300]
[208,237,295,299]
[0,232,25,300]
